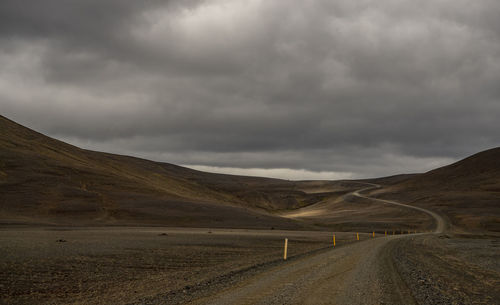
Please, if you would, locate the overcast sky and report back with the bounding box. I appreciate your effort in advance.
[1,1,499,180]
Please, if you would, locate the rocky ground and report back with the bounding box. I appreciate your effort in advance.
[0,227,357,305]
[393,233,500,305]
[1,227,498,305]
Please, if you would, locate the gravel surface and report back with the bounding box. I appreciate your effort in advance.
[176,236,417,305]
[0,227,352,305]
[393,234,500,305]
[135,185,499,305]
[130,243,338,305]
[138,232,499,305]
[3,188,497,304]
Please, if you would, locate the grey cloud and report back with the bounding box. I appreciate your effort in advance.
[1,0,499,178]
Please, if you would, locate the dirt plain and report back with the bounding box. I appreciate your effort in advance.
[394,233,500,305]
[131,232,499,305]
[0,227,364,305]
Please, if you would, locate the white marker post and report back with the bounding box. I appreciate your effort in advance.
[283,238,288,260]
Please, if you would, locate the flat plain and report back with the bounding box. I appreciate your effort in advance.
[0,227,364,305]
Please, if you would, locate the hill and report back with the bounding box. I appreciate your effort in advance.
[2,115,498,232]
[0,115,351,228]
[371,148,500,233]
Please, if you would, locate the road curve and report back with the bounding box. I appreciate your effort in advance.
[351,183,446,233]
[184,185,448,305]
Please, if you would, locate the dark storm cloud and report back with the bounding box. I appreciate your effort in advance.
[1,0,500,178]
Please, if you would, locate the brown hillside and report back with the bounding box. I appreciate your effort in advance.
[0,115,346,228]
[372,148,500,233]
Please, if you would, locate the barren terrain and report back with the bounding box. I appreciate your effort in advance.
[0,115,364,230]
[1,115,499,304]
[0,227,363,305]
[370,147,500,233]
[135,188,498,305]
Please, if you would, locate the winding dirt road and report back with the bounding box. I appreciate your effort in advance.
[352,183,446,233]
[185,185,446,305]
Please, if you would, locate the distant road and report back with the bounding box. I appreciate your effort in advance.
[181,185,447,305]
[352,183,446,233]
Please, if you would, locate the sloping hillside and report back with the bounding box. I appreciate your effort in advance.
[0,115,344,228]
[372,148,500,233]
[3,115,498,232]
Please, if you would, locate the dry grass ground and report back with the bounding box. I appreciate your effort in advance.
[0,227,366,305]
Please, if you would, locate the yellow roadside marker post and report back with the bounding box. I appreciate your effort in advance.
[284,238,288,260]
[372,231,375,238]
[356,232,359,241]
[333,234,336,248]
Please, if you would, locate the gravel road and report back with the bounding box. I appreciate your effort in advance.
[179,185,445,305]
[138,186,498,305]
[187,235,414,305]
[352,184,446,233]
